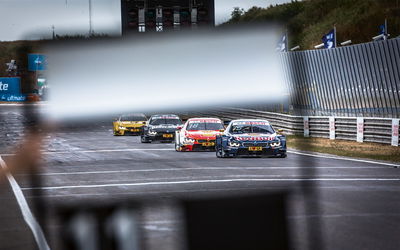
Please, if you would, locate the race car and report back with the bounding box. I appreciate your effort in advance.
[141,114,183,143]
[113,113,147,136]
[215,119,286,158]
[175,118,225,151]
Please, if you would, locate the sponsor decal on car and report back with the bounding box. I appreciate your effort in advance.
[234,136,276,141]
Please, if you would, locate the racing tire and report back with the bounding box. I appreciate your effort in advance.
[216,147,227,158]
[141,136,150,143]
[279,153,287,158]
[175,143,182,152]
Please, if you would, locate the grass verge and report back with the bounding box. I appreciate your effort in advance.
[286,135,400,163]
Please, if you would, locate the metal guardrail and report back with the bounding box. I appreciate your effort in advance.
[178,107,399,146]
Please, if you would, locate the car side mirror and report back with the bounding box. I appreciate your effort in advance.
[277,129,284,134]
[219,129,225,132]
[177,126,183,130]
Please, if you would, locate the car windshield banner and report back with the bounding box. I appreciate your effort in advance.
[153,115,178,119]
[233,121,269,126]
[189,119,221,123]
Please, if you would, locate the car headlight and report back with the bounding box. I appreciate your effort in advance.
[228,140,241,147]
[148,130,157,135]
[183,137,195,144]
[271,141,281,147]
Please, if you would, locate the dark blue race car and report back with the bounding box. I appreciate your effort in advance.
[215,119,287,158]
[141,114,183,143]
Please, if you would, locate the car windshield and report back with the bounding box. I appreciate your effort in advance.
[150,118,182,125]
[187,122,224,131]
[230,123,275,134]
[120,115,146,121]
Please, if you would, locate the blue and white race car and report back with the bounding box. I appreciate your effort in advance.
[215,119,287,158]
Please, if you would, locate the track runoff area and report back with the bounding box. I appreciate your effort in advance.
[0,117,399,250]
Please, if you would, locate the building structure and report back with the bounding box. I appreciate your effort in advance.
[121,0,215,34]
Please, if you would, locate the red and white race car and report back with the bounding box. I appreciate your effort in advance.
[175,118,225,151]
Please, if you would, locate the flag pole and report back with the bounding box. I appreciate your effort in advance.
[384,18,387,40]
[286,29,289,52]
[334,25,337,48]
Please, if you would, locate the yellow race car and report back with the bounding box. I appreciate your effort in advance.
[113,113,147,136]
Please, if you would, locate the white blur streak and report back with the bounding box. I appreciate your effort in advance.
[45,28,286,120]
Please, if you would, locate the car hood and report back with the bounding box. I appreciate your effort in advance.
[186,130,222,140]
[231,133,277,141]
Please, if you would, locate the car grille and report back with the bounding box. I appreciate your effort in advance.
[242,142,270,147]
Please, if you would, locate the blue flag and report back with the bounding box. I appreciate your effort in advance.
[276,34,287,52]
[322,29,335,49]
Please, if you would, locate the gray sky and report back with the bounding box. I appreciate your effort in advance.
[0,0,291,41]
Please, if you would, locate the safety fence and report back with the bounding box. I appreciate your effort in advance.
[279,38,400,118]
[178,107,399,146]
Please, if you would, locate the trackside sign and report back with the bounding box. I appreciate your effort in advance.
[392,119,399,147]
[28,54,47,71]
[329,117,335,140]
[356,117,364,143]
[303,116,309,137]
[0,77,26,102]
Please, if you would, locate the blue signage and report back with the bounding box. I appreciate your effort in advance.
[28,54,47,71]
[0,77,26,102]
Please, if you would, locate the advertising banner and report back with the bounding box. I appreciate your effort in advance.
[28,54,47,71]
[0,77,26,102]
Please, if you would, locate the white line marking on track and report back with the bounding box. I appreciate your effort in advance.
[2,149,399,167]
[21,178,400,191]
[0,148,173,157]
[287,150,400,167]
[42,148,173,154]
[22,165,392,176]
[22,185,400,199]
[0,156,51,250]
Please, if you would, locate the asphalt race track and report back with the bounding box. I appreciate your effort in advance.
[0,105,399,250]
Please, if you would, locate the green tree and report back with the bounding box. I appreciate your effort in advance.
[230,7,245,22]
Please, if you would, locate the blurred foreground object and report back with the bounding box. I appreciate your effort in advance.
[57,192,290,250]
[44,27,285,120]
[1,133,43,176]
